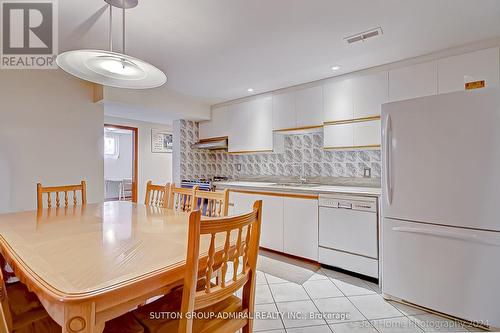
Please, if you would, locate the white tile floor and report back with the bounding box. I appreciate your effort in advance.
[250,252,484,333]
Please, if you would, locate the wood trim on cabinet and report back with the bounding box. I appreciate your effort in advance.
[228,189,318,200]
[324,144,381,150]
[324,115,381,126]
[198,136,228,143]
[227,149,274,154]
[104,124,139,203]
[273,125,323,132]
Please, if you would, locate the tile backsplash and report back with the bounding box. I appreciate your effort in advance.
[179,120,381,180]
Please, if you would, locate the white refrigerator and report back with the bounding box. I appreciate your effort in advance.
[381,88,500,329]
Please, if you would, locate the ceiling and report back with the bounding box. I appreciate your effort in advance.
[60,0,500,104]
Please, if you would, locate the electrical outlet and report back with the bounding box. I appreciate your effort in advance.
[364,167,371,178]
[236,164,242,172]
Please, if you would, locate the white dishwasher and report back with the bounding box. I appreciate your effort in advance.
[318,194,379,278]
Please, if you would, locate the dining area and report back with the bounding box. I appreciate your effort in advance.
[0,180,262,333]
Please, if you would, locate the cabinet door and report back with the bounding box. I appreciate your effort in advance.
[284,197,318,260]
[323,123,354,149]
[323,78,353,122]
[229,191,284,252]
[353,120,381,147]
[438,47,500,94]
[353,71,388,118]
[228,96,273,153]
[259,195,284,252]
[272,91,296,130]
[199,105,230,140]
[389,61,438,102]
[198,120,213,140]
[295,85,323,127]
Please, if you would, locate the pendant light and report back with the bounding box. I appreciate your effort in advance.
[57,0,167,89]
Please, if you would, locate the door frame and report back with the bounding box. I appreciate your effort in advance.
[104,124,139,203]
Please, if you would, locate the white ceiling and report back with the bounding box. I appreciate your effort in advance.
[60,0,500,103]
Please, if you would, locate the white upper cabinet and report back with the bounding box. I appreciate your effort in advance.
[228,95,273,153]
[295,85,323,128]
[199,105,231,140]
[389,61,438,102]
[323,78,353,122]
[353,120,381,147]
[438,47,500,94]
[272,91,296,130]
[323,123,353,149]
[352,71,388,118]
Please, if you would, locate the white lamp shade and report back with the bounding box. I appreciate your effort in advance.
[56,50,167,89]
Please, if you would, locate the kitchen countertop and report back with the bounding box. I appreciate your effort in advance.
[214,181,381,197]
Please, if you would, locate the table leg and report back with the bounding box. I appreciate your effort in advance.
[63,302,99,333]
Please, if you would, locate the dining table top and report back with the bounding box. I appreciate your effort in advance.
[0,201,220,301]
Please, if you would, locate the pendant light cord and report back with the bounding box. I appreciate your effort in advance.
[108,4,113,52]
[122,0,126,54]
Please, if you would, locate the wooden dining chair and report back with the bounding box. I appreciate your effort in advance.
[36,181,87,210]
[194,188,229,218]
[0,265,61,332]
[132,200,263,333]
[168,185,198,213]
[144,181,171,207]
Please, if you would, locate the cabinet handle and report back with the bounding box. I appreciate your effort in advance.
[392,226,500,246]
[384,114,393,206]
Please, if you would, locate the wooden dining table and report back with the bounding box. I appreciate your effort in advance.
[0,201,227,333]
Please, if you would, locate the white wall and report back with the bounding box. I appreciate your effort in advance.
[104,132,133,180]
[104,116,173,203]
[0,70,104,213]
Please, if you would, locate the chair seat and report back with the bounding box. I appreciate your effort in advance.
[103,312,145,333]
[7,282,61,333]
[133,288,245,333]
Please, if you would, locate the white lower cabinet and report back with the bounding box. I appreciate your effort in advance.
[229,191,319,260]
[283,197,318,261]
[229,191,283,252]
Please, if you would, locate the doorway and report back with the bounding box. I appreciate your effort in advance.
[104,124,138,202]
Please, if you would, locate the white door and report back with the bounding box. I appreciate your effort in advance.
[353,120,381,147]
[389,61,438,102]
[382,88,500,231]
[323,78,353,122]
[295,85,323,127]
[323,123,353,149]
[283,197,318,260]
[272,91,296,130]
[438,47,500,94]
[353,71,388,118]
[383,218,500,328]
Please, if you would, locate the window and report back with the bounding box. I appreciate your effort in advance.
[104,134,119,159]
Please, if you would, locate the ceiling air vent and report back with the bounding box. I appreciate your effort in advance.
[344,27,383,44]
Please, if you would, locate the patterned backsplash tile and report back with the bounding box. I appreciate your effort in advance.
[179,120,381,180]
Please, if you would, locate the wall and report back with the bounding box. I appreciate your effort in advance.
[177,120,381,180]
[104,116,172,202]
[0,70,104,213]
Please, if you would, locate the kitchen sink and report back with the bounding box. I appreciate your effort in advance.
[273,183,319,188]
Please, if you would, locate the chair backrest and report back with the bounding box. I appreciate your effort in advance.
[178,200,262,333]
[168,185,198,213]
[0,266,13,332]
[37,181,87,210]
[194,188,229,218]
[144,181,170,207]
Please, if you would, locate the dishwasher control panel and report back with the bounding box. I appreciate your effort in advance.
[319,194,377,212]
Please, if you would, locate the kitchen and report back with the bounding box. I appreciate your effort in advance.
[1,1,500,332]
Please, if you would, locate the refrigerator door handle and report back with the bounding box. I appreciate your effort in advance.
[384,114,393,205]
[392,226,500,246]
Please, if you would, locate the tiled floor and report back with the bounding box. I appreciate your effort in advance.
[249,251,483,333]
